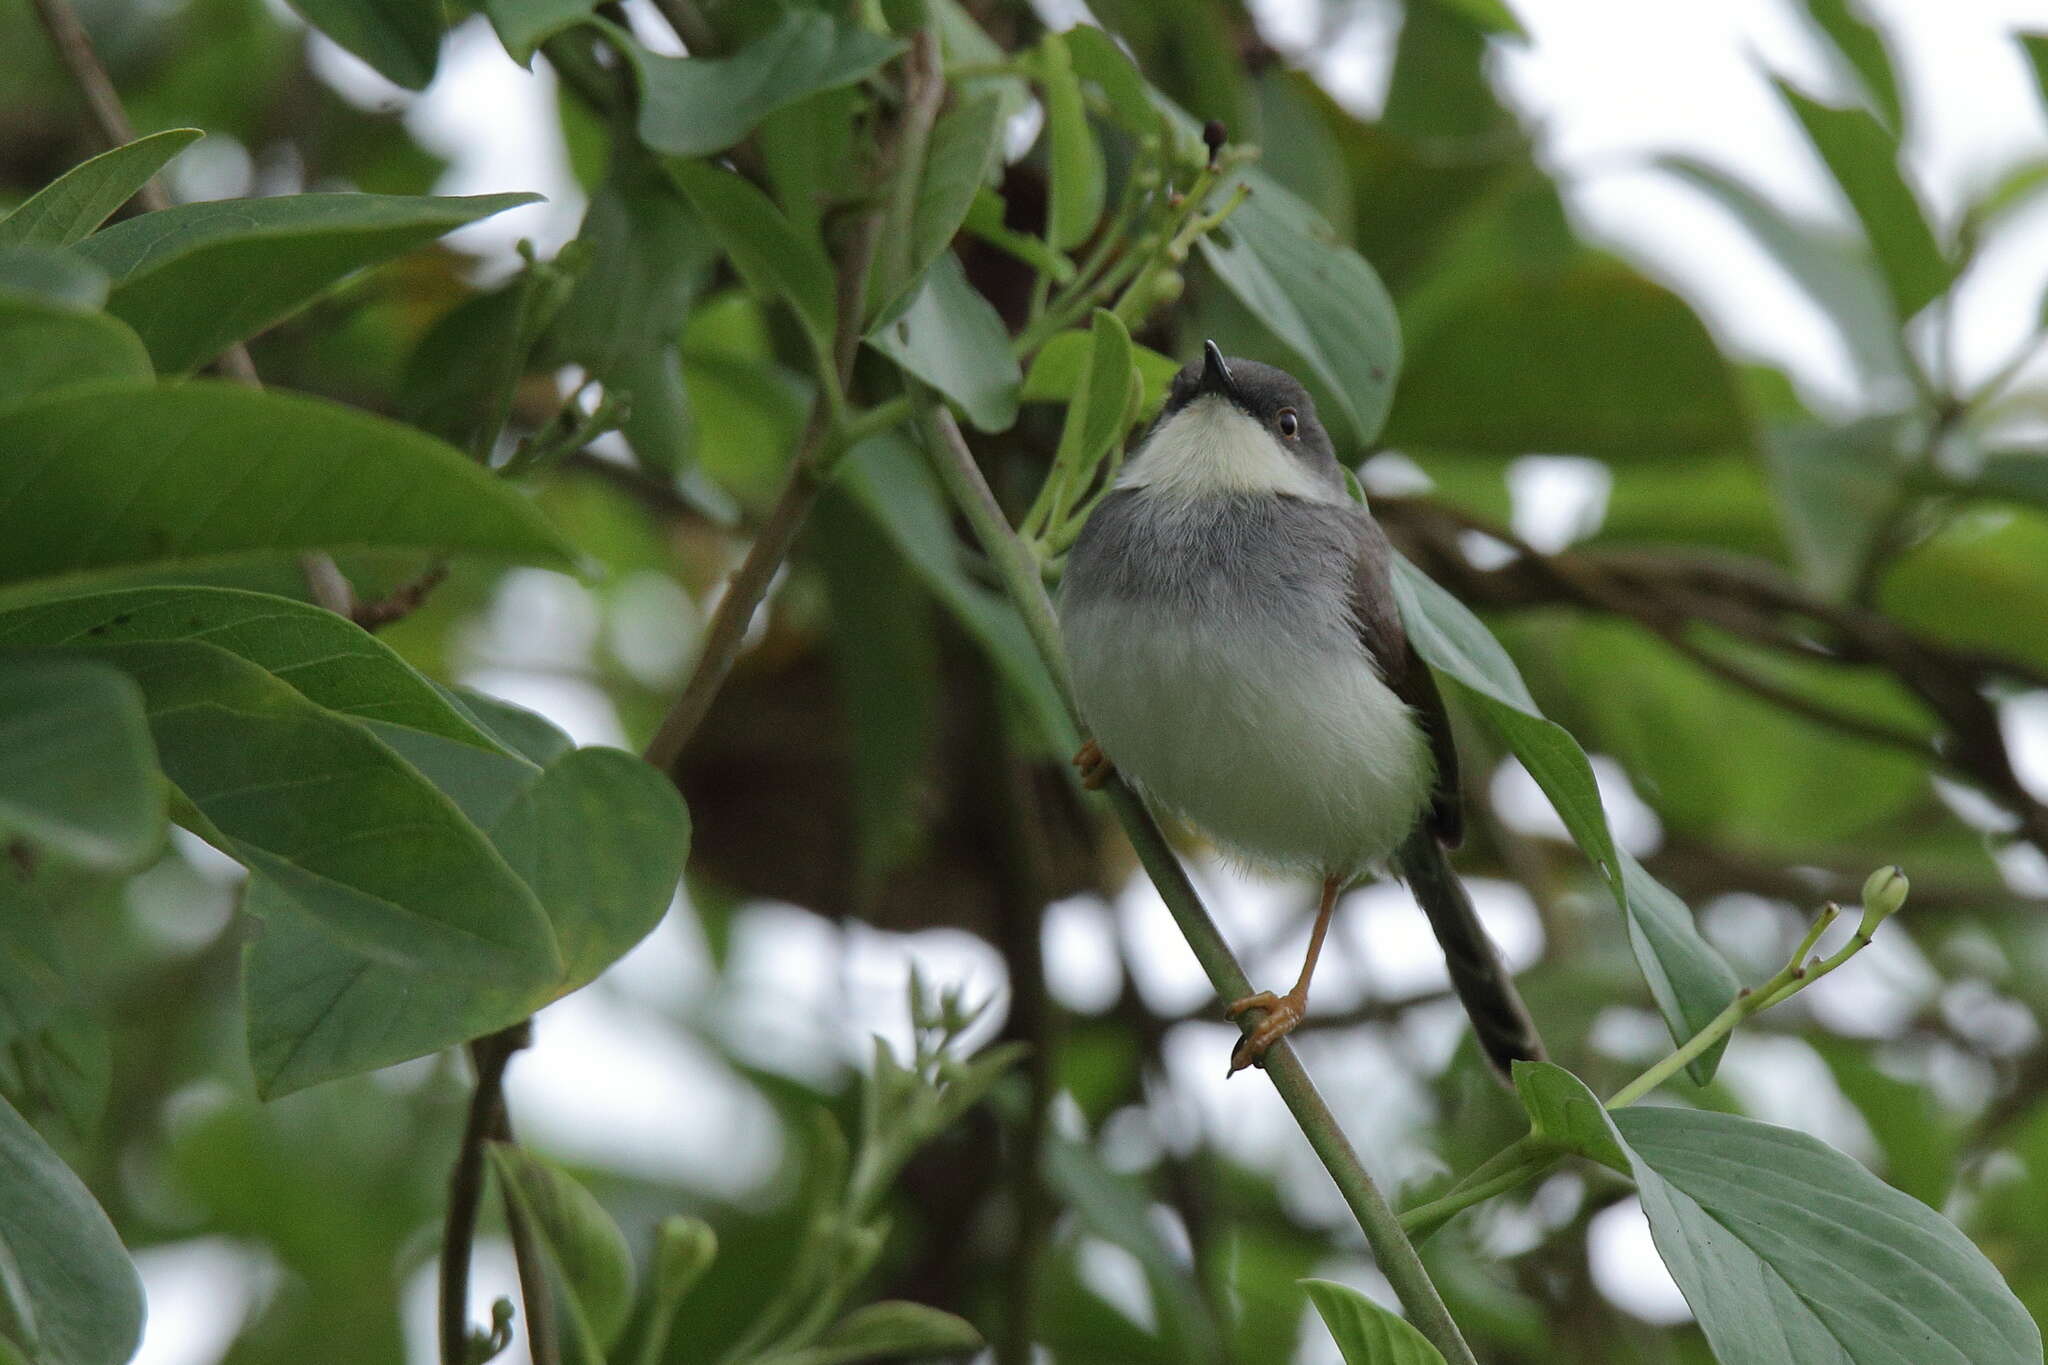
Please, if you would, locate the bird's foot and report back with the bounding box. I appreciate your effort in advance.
[1225,988,1307,1076]
[1072,739,1114,791]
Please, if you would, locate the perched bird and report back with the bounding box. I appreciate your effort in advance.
[1058,342,1545,1077]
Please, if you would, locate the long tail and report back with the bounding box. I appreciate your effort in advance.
[1393,827,1546,1080]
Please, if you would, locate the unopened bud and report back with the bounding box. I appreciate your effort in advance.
[654,1215,717,1302]
[1859,865,1908,933]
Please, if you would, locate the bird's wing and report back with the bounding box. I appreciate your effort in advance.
[1348,510,1464,847]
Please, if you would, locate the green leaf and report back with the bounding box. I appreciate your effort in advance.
[1658,154,1903,381]
[1066,24,1165,138]
[0,294,151,408]
[962,188,1075,282]
[1039,31,1106,252]
[245,745,686,1095]
[1881,506,2048,675]
[445,684,574,766]
[1773,79,1951,321]
[283,0,443,89]
[1762,416,1905,598]
[1199,177,1401,448]
[1510,1060,1628,1172]
[1022,328,1179,413]
[1799,0,1903,128]
[628,10,905,159]
[2017,34,2048,118]
[72,191,539,373]
[0,656,162,873]
[815,1301,985,1361]
[1613,1104,2041,1365]
[1049,309,1139,482]
[398,283,528,456]
[0,247,109,311]
[872,92,1005,324]
[486,1144,636,1353]
[1387,257,1750,458]
[0,129,202,249]
[0,383,571,590]
[866,252,1019,433]
[1302,1279,1447,1365]
[0,1093,141,1365]
[667,158,834,359]
[1390,556,1740,1075]
[483,0,599,66]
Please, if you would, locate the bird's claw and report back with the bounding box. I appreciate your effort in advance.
[1072,739,1114,791]
[1225,989,1305,1075]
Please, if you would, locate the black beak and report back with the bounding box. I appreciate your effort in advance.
[1197,340,1241,404]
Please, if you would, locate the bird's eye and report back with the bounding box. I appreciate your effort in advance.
[1277,408,1299,439]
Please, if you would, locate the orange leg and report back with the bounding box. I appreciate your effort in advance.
[1071,738,1114,791]
[1226,874,1342,1076]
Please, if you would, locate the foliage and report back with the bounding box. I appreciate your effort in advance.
[2,0,2047,1363]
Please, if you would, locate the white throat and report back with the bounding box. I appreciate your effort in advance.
[1115,396,1340,508]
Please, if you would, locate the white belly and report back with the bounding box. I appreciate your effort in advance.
[1063,596,1433,875]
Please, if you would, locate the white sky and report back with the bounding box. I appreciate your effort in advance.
[134,1,2048,1360]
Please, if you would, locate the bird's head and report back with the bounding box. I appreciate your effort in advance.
[1119,341,1345,505]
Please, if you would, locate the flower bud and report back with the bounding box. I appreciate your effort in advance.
[653,1215,717,1303]
[1859,865,1908,933]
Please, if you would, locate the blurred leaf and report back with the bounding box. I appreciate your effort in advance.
[0,294,151,409]
[962,189,1075,282]
[1613,1104,2041,1365]
[668,157,835,360]
[0,247,109,310]
[1199,176,1401,449]
[1254,71,1354,236]
[1956,449,2048,513]
[1384,0,1510,139]
[0,1007,107,1154]
[0,383,571,589]
[1392,556,1739,1075]
[1039,31,1106,253]
[872,92,1004,324]
[442,684,574,766]
[72,191,538,373]
[284,0,444,89]
[1388,257,1750,458]
[0,1092,141,1365]
[1761,416,1904,598]
[1773,79,1951,322]
[487,1144,636,1353]
[484,0,599,66]
[1511,1060,1627,1172]
[2019,34,2048,117]
[1810,1036,1960,1209]
[1881,506,2048,674]
[1798,0,1904,129]
[629,10,904,159]
[1659,154,1903,381]
[758,86,862,242]
[398,283,528,455]
[1022,327,1178,414]
[867,252,1019,433]
[1050,309,1140,480]
[814,1301,985,1361]
[0,129,202,248]
[1066,24,1161,137]
[1302,1279,1447,1365]
[0,656,162,873]
[1590,450,1787,560]
[1426,0,1526,39]
[245,745,686,1095]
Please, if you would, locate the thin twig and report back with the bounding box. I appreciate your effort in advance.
[354,561,451,631]
[27,0,167,210]
[439,1023,533,1365]
[912,397,1479,1365]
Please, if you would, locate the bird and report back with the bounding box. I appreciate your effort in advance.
[1058,341,1546,1078]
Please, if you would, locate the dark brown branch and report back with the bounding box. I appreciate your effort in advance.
[439,1022,532,1365]
[354,561,450,631]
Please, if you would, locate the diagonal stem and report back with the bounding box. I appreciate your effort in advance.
[911,394,1478,1365]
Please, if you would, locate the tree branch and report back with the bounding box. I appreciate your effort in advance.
[912,397,1479,1365]
[440,1023,533,1364]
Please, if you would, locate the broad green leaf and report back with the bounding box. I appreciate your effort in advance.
[1066,25,1163,138]
[838,435,1068,751]
[1810,1035,1960,1209]
[245,746,686,1095]
[866,252,1019,433]
[872,92,1005,324]
[0,129,202,248]
[1387,257,1749,458]
[628,10,904,159]
[0,1093,141,1365]
[758,86,862,243]
[814,1302,984,1361]
[1199,176,1401,449]
[1773,79,1951,322]
[284,0,443,89]
[98,638,558,981]
[0,383,571,589]
[1302,1279,1447,1365]
[0,247,110,311]
[1022,327,1179,414]
[1613,1105,2041,1365]
[1510,1061,1628,1172]
[1050,309,1139,481]
[1658,154,1903,381]
[1390,556,1739,1075]
[487,1144,636,1354]
[1881,506,2048,675]
[1039,31,1106,252]
[72,191,539,373]
[1799,0,1903,129]
[1762,416,1904,598]
[667,158,834,358]
[0,587,508,753]
[444,683,574,766]
[0,295,151,409]
[483,0,599,65]
[399,283,528,456]
[0,657,162,873]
